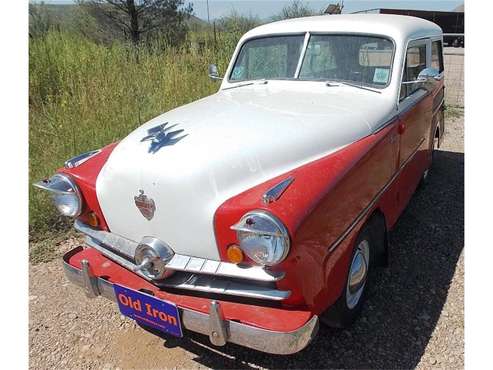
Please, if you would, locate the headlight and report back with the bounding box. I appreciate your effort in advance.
[34,173,82,217]
[231,210,290,266]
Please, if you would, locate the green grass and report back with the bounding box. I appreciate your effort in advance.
[29,30,237,248]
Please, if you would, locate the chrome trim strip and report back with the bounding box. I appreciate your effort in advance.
[74,220,284,283]
[62,251,318,354]
[328,137,426,253]
[262,176,294,204]
[76,221,136,256]
[372,114,398,134]
[64,149,101,169]
[167,255,285,281]
[160,273,291,301]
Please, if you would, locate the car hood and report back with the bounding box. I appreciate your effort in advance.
[96,82,393,259]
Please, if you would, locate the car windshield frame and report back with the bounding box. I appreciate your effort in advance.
[227,32,396,89]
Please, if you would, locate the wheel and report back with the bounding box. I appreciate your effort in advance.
[320,225,374,328]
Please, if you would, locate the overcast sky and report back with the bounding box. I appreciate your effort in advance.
[43,1,464,21]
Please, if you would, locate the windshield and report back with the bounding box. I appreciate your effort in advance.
[230,35,305,81]
[229,34,394,89]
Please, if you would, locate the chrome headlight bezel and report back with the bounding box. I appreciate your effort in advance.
[34,173,83,217]
[231,210,290,266]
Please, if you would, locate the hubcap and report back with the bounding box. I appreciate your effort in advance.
[346,239,370,309]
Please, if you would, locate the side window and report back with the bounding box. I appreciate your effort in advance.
[431,40,444,72]
[400,44,427,100]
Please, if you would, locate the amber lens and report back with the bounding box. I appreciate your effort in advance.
[87,212,99,227]
[226,244,244,264]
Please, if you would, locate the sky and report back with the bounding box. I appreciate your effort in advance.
[192,1,463,21]
[43,1,464,21]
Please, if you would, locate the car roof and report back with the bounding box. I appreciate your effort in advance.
[242,14,442,43]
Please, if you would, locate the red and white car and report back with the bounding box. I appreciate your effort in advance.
[35,14,445,354]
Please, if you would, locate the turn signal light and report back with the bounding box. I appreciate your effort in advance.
[87,212,99,227]
[226,244,244,264]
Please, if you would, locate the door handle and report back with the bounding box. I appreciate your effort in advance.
[398,122,406,135]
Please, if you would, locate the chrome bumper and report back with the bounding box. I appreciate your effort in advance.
[62,251,319,355]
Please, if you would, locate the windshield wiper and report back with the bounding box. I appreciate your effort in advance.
[223,79,268,91]
[325,80,381,94]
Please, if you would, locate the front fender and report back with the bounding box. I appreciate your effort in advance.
[213,123,396,311]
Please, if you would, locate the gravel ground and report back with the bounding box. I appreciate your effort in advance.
[29,114,464,369]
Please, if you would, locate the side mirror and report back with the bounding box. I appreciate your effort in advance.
[417,67,441,82]
[402,67,441,85]
[208,64,222,81]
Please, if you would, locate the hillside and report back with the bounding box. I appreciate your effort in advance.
[29,3,208,30]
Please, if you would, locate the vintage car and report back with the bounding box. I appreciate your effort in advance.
[34,14,445,354]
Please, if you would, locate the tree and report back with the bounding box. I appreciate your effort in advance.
[272,0,317,21]
[84,0,193,46]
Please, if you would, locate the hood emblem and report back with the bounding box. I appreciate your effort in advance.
[141,122,187,154]
[134,190,156,220]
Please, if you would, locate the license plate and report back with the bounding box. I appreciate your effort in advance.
[114,284,183,338]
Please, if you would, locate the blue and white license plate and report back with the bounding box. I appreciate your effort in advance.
[114,284,183,338]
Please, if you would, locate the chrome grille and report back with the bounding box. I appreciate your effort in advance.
[75,220,290,301]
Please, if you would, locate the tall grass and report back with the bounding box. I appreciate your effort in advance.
[29,30,236,239]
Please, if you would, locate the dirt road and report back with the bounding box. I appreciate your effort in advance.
[29,114,464,369]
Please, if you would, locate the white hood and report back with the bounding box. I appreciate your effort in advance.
[96,82,393,259]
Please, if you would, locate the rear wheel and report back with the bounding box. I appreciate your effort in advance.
[320,225,374,328]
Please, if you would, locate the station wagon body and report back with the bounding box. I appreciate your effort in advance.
[35,14,445,354]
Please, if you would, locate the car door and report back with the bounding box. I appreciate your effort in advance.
[396,39,433,208]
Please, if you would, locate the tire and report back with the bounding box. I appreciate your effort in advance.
[320,224,375,328]
[421,120,441,186]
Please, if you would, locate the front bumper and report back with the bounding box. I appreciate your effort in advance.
[62,246,319,355]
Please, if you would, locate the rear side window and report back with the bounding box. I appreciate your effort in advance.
[431,40,444,72]
[400,44,427,100]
